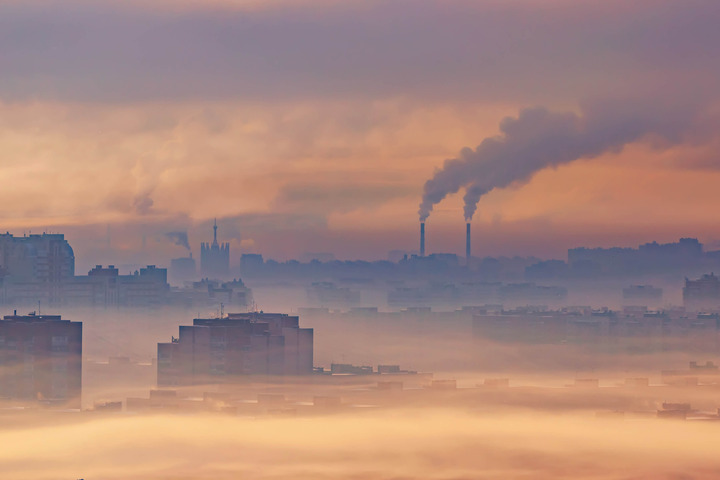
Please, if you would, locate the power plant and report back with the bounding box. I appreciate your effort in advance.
[416,221,472,263]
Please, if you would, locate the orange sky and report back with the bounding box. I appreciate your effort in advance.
[0,0,719,265]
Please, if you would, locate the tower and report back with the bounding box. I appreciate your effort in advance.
[200,219,230,278]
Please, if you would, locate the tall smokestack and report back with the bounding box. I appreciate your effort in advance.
[466,222,471,265]
[420,222,425,257]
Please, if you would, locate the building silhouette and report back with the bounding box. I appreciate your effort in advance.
[157,312,313,386]
[683,273,720,311]
[0,313,82,408]
[622,285,663,305]
[0,233,75,306]
[170,254,196,284]
[63,265,170,307]
[201,219,230,278]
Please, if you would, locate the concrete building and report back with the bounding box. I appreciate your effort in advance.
[63,265,170,307]
[0,313,82,408]
[306,282,361,307]
[170,255,197,284]
[683,273,720,311]
[622,285,663,306]
[0,233,75,306]
[201,219,230,278]
[157,312,313,386]
[168,278,253,309]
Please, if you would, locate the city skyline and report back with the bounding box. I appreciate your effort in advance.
[3,2,720,478]
[1,0,719,263]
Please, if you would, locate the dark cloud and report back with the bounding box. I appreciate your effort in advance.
[0,0,718,103]
[165,231,190,250]
[132,194,154,215]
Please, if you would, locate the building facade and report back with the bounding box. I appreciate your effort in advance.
[63,265,170,307]
[683,273,720,311]
[158,312,313,386]
[0,233,75,306]
[0,313,82,408]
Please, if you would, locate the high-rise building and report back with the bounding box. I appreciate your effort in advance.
[157,312,313,386]
[0,233,75,306]
[200,219,230,278]
[0,313,82,408]
[170,254,197,284]
[683,273,720,311]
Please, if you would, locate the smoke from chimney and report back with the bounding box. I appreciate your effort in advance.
[166,231,191,251]
[418,99,698,222]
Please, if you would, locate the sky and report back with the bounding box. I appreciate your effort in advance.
[1,0,720,268]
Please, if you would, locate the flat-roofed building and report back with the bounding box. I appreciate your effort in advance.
[0,313,82,408]
[158,312,313,386]
[684,273,720,311]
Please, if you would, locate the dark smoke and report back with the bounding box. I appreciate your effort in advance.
[419,99,699,222]
[165,231,190,251]
[133,194,154,215]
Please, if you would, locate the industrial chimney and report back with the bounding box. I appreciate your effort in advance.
[420,222,426,257]
[466,222,471,265]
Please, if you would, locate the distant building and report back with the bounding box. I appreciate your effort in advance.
[683,273,720,311]
[63,265,170,307]
[239,253,264,275]
[306,282,361,306]
[568,238,704,276]
[622,285,663,305]
[157,312,313,386]
[168,278,253,308]
[0,313,82,408]
[170,255,196,284]
[200,219,230,278]
[0,233,75,306]
[498,283,567,303]
[300,252,335,263]
[388,250,417,263]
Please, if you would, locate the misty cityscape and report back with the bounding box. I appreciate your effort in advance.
[3,1,720,479]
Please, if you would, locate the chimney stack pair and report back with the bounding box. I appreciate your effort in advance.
[419,222,471,263]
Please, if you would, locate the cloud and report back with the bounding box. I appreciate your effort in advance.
[274,182,416,215]
[0,0,718,104]
[0,0,719,260]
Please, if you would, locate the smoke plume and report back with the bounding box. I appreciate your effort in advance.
[419,100,698,221]
[165,231,190,251]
